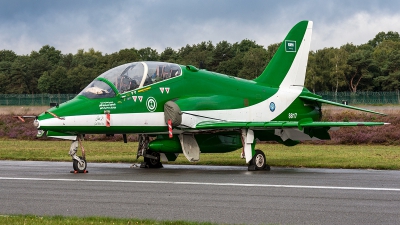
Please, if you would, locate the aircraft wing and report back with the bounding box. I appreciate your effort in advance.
[299,95,386,116]
[195,120,387,130]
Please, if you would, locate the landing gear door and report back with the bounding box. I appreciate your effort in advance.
[179,134,200,162]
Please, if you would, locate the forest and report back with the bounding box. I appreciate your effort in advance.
[0,30,399,94]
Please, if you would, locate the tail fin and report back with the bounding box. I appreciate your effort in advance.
[254,20,313,88]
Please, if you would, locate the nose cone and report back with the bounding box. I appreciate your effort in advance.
[35,94,113,135]
[35,96,87,131]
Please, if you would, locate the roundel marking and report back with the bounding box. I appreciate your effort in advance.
[269,102,276,112]
[146,97,157,112]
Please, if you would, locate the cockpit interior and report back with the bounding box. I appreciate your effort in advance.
[79,61,182,99]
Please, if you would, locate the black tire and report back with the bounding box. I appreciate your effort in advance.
[251,150,266,170]
[73,157,87,172]
[144,151,163,168]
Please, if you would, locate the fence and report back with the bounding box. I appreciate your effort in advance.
[316,91,400,105]
[0,94,77,106]
[0,92,399,106]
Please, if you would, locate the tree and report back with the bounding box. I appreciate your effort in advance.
[312,48,333,92]
[3,29,400,94]
[8,57,31,94]
[107,48,140,68]
[346,46,373,92]
[37,45,62,65]
[176,42,214,68]
[215,56,242,77]
[368,31,400,47]
[67,65,97,93]
[329,48,349,93]
[27,55,52,94]
[0,61,12,93]
[177,44,193,63]
[305,52,320,93]
[38,66,69,94]
[233,39,263,53]
[372,40,400,91]
[0,50,17,62]
[265,43,280,65]
[160,47,178,62]
[37,71,52,93]
[73,48,102,68]
[211,41,234,71]
[138,47,159,61]
[237,48,267,79]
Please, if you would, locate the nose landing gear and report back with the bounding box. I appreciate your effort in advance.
[69,136,88,173]
[73,156,87,173]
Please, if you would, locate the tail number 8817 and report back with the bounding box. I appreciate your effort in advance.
[288,113,297,119]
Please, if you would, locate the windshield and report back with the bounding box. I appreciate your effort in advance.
[79,61,181,98]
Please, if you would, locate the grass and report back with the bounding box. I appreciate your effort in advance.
[0,215,216,225]
[1,139,399,170]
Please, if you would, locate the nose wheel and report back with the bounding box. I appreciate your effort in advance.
[72,157,87,173]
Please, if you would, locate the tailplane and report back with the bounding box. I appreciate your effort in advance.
[254,20,313,88]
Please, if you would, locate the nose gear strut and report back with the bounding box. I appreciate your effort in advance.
[69,135,88,173]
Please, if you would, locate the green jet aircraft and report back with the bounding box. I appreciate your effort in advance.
[31,20,387,172]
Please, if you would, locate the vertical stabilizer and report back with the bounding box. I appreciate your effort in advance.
[254,21,313,88]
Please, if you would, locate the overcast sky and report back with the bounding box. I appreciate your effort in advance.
[1,0,400,55]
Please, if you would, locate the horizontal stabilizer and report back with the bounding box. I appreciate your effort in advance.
[299,96,386,116]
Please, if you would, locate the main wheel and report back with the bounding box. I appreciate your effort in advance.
[251,150,266,170]
[73,157,87,172]
[144,151,163,168]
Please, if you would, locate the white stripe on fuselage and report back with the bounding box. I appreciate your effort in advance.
[181,87,303,128]
[39,112,166,128]
[39,87,302,130]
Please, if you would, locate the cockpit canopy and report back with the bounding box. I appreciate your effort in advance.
[79,61,182,99]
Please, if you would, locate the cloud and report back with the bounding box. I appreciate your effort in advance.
[1,0,400,55]
[312,12,400,50]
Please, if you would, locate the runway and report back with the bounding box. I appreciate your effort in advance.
[1,161,399,224]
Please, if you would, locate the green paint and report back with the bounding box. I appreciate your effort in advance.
[254,20,308,87]
[35,21,387,165]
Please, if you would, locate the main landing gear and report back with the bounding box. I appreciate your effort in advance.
[241,129,270,171]
[142,151,163,168]
[247,150,271,171]
[69,136,88,173]
[137,134,163,168]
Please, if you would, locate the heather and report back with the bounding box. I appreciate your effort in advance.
[320,109,400,145]
[0,115,138,142]
[0,108,398,145]
[0,115,38,139]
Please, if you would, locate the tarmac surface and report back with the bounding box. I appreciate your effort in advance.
[1,160,399,224]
